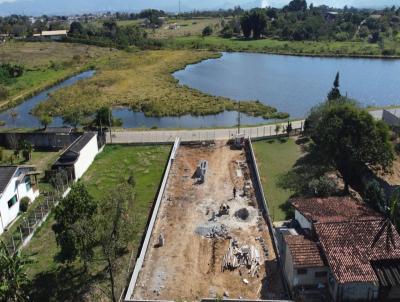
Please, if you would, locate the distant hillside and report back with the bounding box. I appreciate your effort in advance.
[0,0,397,16]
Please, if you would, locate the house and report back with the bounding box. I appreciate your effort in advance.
[41,30,68,40]
[324,11,339,22]
[283,234,329,290]
[278,196,400,301]
[291,196,380,230]
[51,132,99,181]
[0,166,39,235]
[315,220,400,302]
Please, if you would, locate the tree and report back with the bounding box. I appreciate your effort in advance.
[52,183,97,271]
[240,9,267,39]
[62,110,83,130]
[202,25,213,37]
[94,106,111,129]
[69,21,84,36]
[240,12,252,38]
[311,102,394,193]
[96,184,134,302]
[285,0,308,11]
[327,72,341,101]
[39,114,53,130]
[286,122,293,136]
[0,241,32,301]
[372,188,400,251]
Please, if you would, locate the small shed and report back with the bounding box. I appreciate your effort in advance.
[52,132,99,181]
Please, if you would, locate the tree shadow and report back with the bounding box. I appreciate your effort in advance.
[27,266,106,302]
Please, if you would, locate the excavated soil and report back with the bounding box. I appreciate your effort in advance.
[132,142,284,301]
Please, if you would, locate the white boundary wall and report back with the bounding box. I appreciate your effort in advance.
[124,138,181,301]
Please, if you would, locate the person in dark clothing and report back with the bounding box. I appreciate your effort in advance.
[233,187,237,198]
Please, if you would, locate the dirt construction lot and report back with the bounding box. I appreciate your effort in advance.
[132,142,284,301]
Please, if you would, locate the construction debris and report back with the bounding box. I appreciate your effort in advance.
[154,233,165,248]
[218,204,230,217]
[195,223,229,239]
[194,160,208,184]
[222,239,261,277]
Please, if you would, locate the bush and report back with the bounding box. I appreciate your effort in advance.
[382,48,396,56]
[364,179,386,210]
[202,26,213,37]
[307,176,337,197]
[0,85,9,100]
[20,197,30,213]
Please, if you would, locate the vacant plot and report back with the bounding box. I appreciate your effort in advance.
[33,49,282,119]
[132,142,284,301]
[253,138,302,221]
[24,145,170,301]
[0,41,114,110]
[148,18,222,39]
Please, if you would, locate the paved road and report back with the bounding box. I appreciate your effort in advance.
[107,120,305,144]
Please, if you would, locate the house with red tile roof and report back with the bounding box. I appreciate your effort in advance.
[278,196,400,301]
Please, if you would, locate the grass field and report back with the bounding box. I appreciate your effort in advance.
[253,138,302,221]
[169,36,398,57]
[0,42,115,111]
[33,49,284,119]
[24,145,171,301]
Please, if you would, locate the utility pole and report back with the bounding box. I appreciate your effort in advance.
[237,101,241,135]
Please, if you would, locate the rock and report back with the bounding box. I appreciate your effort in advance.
[223,291,229,298]
[243,278,249,284]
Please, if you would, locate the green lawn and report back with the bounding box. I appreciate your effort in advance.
[169,36,396,57]
[23,144,171,301]
[253,138,302,221]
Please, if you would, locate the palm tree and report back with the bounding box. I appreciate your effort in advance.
[0,241,32,301]
[372,187,400,251]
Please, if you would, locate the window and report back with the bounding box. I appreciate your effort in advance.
[7,195,17,208]
[315,271,327,278]
[297,269,308,275]
[25,177,31,191]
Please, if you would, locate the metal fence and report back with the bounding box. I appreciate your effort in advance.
[2,173,71,255]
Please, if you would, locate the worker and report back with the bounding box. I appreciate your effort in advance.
[233,187,237,198]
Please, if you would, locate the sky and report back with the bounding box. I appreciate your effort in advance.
[0,0,399,16]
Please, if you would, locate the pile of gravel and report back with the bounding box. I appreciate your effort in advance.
[195,223,229,239]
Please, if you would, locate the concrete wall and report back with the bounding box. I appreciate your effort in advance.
[124,138,180,301]
[0,132,81,150]
[334,282,379,301]
[73,134,99,180]
[294,210,312,230]
[0,170,39,235]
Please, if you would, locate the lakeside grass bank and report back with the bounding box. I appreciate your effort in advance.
[33,49,287,120]
[168,36,400,59]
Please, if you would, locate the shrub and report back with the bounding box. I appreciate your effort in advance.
[202,26,213,37]
[382,48,396,56]
[307,176,337,197]
[0,85,9,100]
[364,179,386,210]
[20,197,30,213]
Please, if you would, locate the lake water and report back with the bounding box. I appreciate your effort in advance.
[174,52,400,118]
[2,52,399,129]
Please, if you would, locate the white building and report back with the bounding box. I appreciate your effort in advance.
[41,30,68,40]
[52,132,99,181]
[0,166,40,235]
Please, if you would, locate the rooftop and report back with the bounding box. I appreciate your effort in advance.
[41,30,68,36]
[0,166,18,194]
[315,220,400,284]
[66,132,96,155]
[291,196,381,224]
[284,235,325,268]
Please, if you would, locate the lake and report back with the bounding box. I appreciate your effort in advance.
[174,52,400,118]
[1,52,399,129]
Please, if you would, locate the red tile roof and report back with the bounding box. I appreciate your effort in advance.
[284,235,325,268]
[291,196,381,224]
[315,220,400,284]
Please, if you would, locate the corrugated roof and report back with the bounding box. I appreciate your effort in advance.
[291,196,381,224]
[284,235,325,268]
[67,132,96,154]
[0,166,18,194]
[315,220,400,284]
